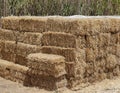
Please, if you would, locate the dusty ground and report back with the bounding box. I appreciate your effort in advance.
[1,77,120,93]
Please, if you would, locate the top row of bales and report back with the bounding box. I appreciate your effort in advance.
[1,16,120,36]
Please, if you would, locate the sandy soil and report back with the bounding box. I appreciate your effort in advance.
[1,77,120,93]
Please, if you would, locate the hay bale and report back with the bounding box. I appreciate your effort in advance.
[47,17,101,36]
[20,17,34,32]
[0,29,43,45]
[0,29,16,41]
[27,53,66,77]
[46,16,69,33]
[99,33,111,47]
[32,17,47,32]
[16,42,41,56]
[1,16,20,30]
[106,54,117,69]
[42,32,76,48]
[41,46,76,62]
[29,74,67,90]
[22,32,42,45]
[19,16,47,32]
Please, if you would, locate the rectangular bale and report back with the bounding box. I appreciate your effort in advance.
[1,16,20,30]
[42,32,76,48]
[16,42,41,56]
[20,17,34,32]
[41,46,76,62]
[33,17,47,32]
[27,53,66,77]
[28,74,67,91]
[1,29,16,41]
[47,17,105,36]
[22,32,42,45]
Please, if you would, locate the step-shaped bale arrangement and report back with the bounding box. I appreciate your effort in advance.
[27,53,67,90]
[0,16,120,90]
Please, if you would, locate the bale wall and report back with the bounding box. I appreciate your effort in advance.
[0,16,120,89]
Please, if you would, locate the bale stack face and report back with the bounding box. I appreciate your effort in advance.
[27,53,67,90]
[0,16,120,90]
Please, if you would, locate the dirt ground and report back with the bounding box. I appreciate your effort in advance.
[1,77,120,93]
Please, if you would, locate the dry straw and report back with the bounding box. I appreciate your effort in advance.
[27,53,66,77]
[42,32,76,48]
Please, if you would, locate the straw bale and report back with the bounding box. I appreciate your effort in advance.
[106,54,117,69]
[27,53,66,77]
[20,17,34,32]
[1,30,43,45]
[41,46,76,62]
[22,32,42,45]
[99,33,111,47]
[29,75,67,90]
[42,32,76,48]
[47,16,70,33]
[0,29,17,41]
[16,42,41,56]
[1,16,20,30]
[47,17,102,36]
[33,17,47,32]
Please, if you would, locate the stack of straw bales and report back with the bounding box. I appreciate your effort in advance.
[0,16,120,89]
[27,53,67,90]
